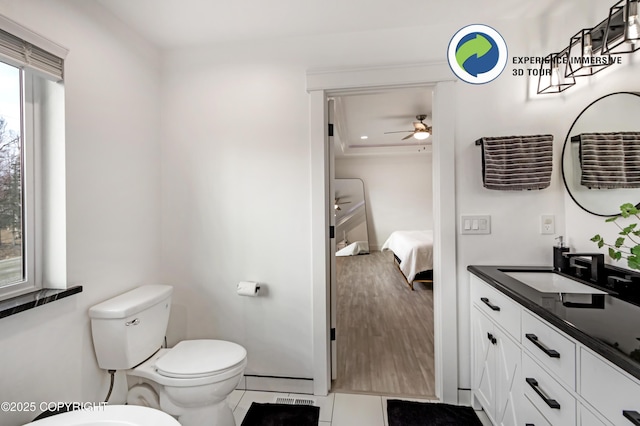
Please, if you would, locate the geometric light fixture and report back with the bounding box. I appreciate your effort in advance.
[603,0,640,54]
[537,49,576,94]
[537,0,640,95]
[566,27,612,77]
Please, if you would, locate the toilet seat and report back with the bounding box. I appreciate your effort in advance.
[155,339,247,378]
[25,405,180,425]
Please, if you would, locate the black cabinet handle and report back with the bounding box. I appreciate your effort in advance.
[624,410,640,425]
[526,378,560,409]
[526,333,560,358]
[487,332,497,345]
[481,297,501,311]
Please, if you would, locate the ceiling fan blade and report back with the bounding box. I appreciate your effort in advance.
[384,130,413,134]
[401,133,415,140]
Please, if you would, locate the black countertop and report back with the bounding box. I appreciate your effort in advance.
[468,265,640,381]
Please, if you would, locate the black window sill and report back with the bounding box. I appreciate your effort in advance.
[0,286,83,319]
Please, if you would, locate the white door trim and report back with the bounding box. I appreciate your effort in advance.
[308,62,458,402]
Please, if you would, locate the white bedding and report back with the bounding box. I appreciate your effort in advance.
[381,230,433,282]
[336,241,370,257]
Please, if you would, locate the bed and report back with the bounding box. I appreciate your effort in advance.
[381,230,434,290]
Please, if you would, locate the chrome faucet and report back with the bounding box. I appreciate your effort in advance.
[562,252,604,283]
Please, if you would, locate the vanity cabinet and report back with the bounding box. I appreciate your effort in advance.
[470,274,640,426]
[471,281,521,426]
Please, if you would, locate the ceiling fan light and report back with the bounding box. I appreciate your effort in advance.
[413,131,430,140]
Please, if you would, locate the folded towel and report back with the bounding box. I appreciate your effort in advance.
[579,132,640,189]
[481,135,553,190]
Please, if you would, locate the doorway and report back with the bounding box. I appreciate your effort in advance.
[308,63,458,403]
[329,87,436,397]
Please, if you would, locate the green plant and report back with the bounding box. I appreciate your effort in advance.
[591,203,640,270]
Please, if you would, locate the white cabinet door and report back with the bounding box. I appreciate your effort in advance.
[580,348,640,426]
[472,306,496,423]
[495,330,521,426]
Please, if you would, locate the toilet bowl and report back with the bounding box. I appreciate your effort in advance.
[24,404,180,425]
[89,285,248,426]
[127,340,247,425]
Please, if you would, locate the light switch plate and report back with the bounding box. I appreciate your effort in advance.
[461,215,491,234]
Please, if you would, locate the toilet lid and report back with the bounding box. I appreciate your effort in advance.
[155,340,247,378]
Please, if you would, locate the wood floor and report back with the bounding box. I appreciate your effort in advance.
[332,250,435,398]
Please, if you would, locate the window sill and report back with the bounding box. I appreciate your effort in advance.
[0,286,83,319]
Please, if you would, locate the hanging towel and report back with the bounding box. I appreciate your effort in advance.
[481,135,554,190]
[579,132,640,189]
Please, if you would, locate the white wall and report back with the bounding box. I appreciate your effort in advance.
[335,154,433,250]
[0,2,161,425]
[159,24,448,378]
[158,3,623,389]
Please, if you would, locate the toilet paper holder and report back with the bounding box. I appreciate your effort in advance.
[237,281,261,296]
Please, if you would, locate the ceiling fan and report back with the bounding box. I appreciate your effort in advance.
[334,197,351,211]
[384,114,432,141]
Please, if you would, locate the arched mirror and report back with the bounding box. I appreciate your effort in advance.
[562,92,640,216]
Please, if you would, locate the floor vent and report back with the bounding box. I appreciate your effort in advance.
[274,397,315,406]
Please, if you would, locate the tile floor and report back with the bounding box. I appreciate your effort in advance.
[229,390,492,426]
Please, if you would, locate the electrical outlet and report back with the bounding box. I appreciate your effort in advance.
[541,215,555,235]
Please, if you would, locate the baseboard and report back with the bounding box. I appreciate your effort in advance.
[457,388,471,406]
[238,374,314,394]
[236,376,246,390]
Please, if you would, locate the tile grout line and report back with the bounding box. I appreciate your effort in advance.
[329,393,336,425]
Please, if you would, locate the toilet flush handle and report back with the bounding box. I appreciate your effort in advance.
[126,318,140,326]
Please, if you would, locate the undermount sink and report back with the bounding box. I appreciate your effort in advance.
[504,271,608,294]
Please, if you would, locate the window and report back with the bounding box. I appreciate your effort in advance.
[0,60,27,294]
[0,16,67,301]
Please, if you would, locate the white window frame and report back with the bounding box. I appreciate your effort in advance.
[0,67,38,300]
[0,14,67,302]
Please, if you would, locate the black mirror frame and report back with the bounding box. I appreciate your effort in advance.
[561,91,640,217]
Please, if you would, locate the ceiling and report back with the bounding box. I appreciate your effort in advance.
[92,0,590,157]
[95,0,577,49]
[332,87,433,157]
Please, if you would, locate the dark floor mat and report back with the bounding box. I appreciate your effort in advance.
[387,399,483,426]
[241,402,320,426]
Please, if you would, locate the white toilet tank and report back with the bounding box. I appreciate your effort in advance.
[89,285,173,370]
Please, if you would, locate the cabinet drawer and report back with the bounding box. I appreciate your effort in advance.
[522,310,576,390]
[470,275,521,341]
[580,404,608,426]
[580,348,640,425]
[521,391,552,426]
[523,353,576,426]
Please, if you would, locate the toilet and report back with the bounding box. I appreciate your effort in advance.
[88,285,247,426]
